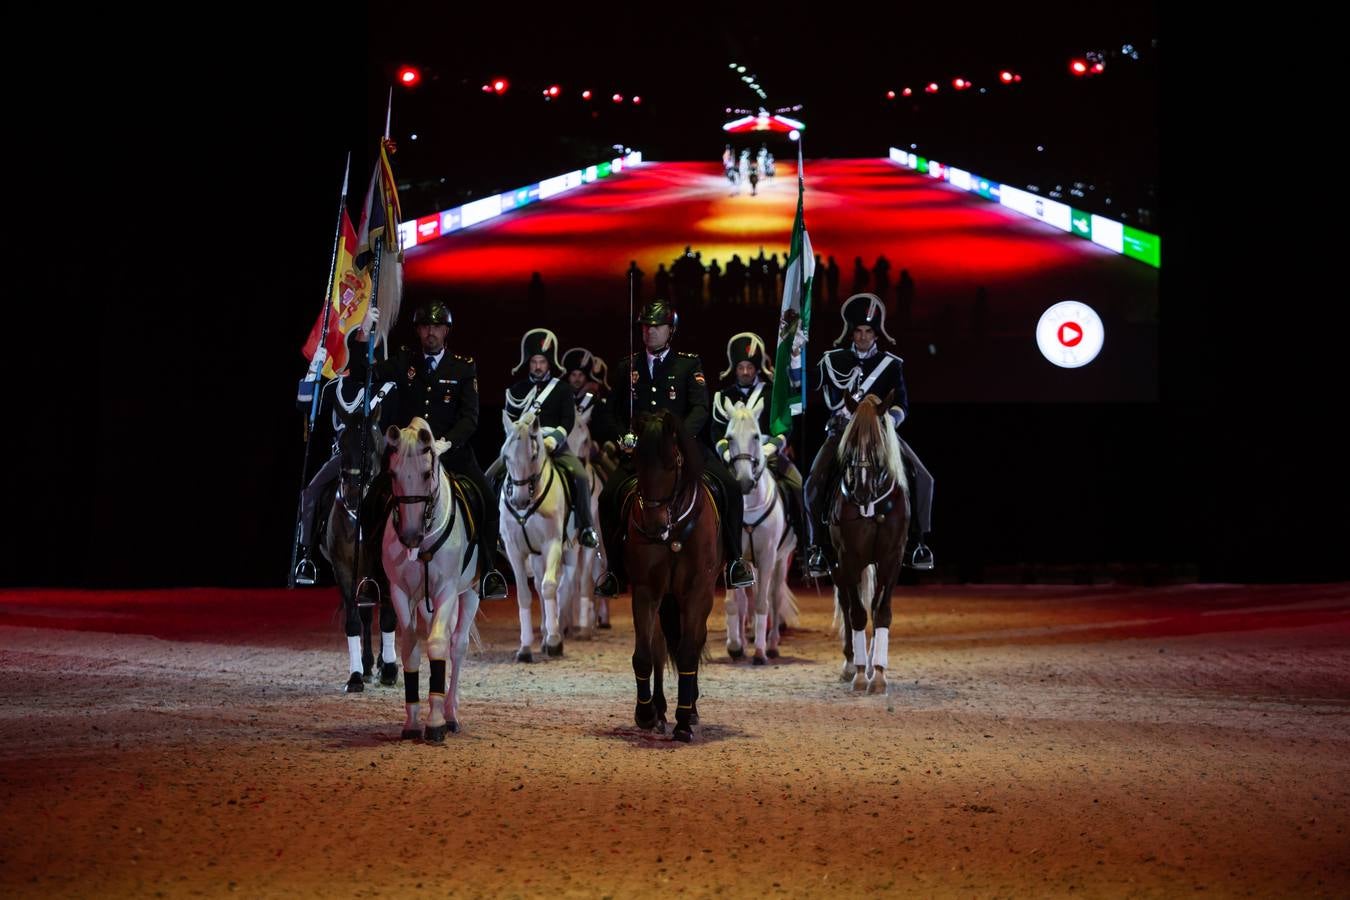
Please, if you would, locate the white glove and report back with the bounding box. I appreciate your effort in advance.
[305,347,328,379]
[888,407,906,427]
[716,438,730,463]
[358,305,380,338]
[543,435,558,453]
[761,440,778,457]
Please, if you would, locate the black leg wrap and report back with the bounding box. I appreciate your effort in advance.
[404,672,419,705]
[379,603,396,632]
[429,659,447,696]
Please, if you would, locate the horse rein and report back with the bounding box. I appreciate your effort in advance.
[503,432,558,555]
[634,451,699,545]
[841,452,896,519]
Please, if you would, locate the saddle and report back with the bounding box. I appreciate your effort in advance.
[615,470,721,542]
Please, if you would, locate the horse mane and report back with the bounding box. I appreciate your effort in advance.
[837,397,906,487]
[636,409,703,482]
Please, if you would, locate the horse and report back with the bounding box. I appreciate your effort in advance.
[499,411,573,661]
[624,409,722,742]
[715,395,798,665]
[319,412,398,692]
[382,418,482,741]
[828,391,910,694]
[560,402,606,634]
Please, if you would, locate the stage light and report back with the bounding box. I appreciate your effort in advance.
[788,129,800,141]
[398,66,421,87]
[1000,70,1014,83]
[1070,59,1088,75]
[953,78,967,89]
[632,95,641,104]
[612,93,623,103]
[926,82,939,93]
[729,62,738,68]
[902,87,912,97]
[481,84,491,92]
[1092,62,1105,73]
[737,66,746,73]
[492,78,509,93]
[887,90,896,99]
[547,84,560,97]
[581,89,592,100]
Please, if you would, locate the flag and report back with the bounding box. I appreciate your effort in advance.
[301,208,370,379]
[355,137,404,349]
[769,154,814,437]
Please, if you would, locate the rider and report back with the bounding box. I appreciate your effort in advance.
[802,293,936,576]
[711,332,807,553]
[488,328,601,551]
[343,300,508,599]
[599,299,756,591]
[562,346,620,451]
[292,354,342,584]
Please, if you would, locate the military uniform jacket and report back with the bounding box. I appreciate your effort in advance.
[613,349,710,444]
[504,376,573,443]
[817,346,909,426]
[712,378,788,446]
[344,335,479,449]
[576,389,620,446]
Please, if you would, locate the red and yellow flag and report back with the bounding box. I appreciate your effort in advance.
[301,208,371,378]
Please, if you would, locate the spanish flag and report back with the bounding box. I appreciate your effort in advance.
[301,208,370,379]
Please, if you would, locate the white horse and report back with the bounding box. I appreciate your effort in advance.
[382,418,481,742]
[558,402,606,635]
[717,396,799,664]
[499,411,574,661]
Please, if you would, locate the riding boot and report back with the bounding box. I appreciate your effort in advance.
[565,462,600,549]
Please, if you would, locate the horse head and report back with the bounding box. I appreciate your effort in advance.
[500,410,545,510]
[632,409,700,541]
[837,390,903,508]
[385,417,450,549]
[725,398,766,495]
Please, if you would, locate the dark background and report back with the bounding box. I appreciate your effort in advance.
[8,3,1342,588]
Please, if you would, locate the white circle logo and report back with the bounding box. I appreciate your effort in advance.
[1036,301,1104,368]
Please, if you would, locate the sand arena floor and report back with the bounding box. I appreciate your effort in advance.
[2,582,1347,898]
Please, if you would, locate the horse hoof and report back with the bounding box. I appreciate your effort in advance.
[752,654,766,666]
[727,645,744,660]
[400,728,421,741]
[544,640,564,658]
[345,673,364,693]
[766,647,780,659]
[840,663,857,682]
[868,671,887,695]
[424,724,447,743]
[852,672,869,692]
[688,709,699,726]
[672,726,693,743]
[515,648,533,663]
[379,663,398,686]
[447,720,461,734]
[635,706,658,731]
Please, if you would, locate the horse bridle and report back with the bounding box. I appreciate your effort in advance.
[841,451,896,519]
[504,430,544,510]
[391,445,444,550]
[634,450,698,544]
[728,441,765,490]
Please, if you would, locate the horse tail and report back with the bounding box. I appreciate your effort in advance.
[778,581,801,628]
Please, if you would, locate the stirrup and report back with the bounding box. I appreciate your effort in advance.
[292,554,317,587]
[354,577,382,608]
[728,559,756,588]
[579,527,600,549]
[804,546,830,578]
[480,569,508,600]
[908,542,935,571]
[594,571,619,598]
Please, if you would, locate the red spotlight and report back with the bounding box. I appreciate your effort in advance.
[492,78,509,93]
[481,84,492,92]
[1070,59,1088,75]
[547,84,560,97]
[953,77,968,90]
[632,95,641,104]
[1000,70,1014,83]
[1092,62,1105,73]
[397,66,421,87]
[886,90,896,99]
[611,93,623,103]
[581,89,592,100]
[925,82,939,93]
[1014,74,1022,82]
[902,87,912,97]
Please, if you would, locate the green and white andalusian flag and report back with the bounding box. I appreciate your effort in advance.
[769,143,813,438]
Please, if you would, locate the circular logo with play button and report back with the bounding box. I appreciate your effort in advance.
[1036,301,1104,368]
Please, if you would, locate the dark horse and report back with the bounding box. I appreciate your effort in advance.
[829,392,910,694]
[321,417,399,692]
[625,409,722,742]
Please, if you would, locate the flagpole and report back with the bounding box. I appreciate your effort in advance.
[352,178,388,609]
[794,136,808,481]
[290,152,352,588]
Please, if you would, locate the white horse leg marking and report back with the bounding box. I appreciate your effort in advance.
[724,587,742,655]
[510,548,535,654]
[346,635,363,674]
[852,629,870,690]
[868,626,890,694]
[542,540,564,651]
[447,588,480,727]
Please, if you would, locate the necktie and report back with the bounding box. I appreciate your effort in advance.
[425,355,436,371]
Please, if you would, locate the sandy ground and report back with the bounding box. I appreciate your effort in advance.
[2,582,1348,898]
